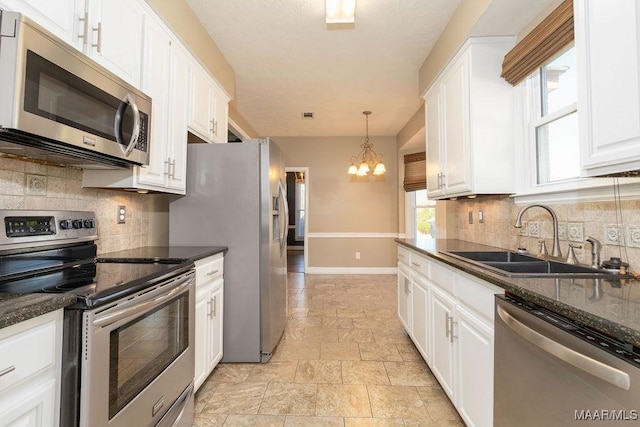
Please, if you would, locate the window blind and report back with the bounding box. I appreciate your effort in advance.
[403,152,426,192]
[501,0,574,86]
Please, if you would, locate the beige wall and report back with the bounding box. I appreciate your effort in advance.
[274,136,398,270]
[145,0,235,98]
[418,0,492,95]
[0,157,160,254]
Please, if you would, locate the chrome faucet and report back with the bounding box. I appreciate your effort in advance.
[514,204,562,258]
[585,236,602,269]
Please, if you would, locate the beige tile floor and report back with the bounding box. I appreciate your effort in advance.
[194,273,466,427]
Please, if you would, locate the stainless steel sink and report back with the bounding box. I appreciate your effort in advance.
[441,250,628,278]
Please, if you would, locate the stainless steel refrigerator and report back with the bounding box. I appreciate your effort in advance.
[169,138,287,363]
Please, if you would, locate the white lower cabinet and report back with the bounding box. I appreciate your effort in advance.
[0,310,62,427]
[430,284,456,399]
[194,253,224,391]
[397,263,411,333]
[397,244,502,427]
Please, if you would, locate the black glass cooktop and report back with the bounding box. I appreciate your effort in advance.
[0,243,190,308]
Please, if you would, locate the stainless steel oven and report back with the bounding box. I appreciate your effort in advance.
[80,269,194,427]
[0,210,195,427]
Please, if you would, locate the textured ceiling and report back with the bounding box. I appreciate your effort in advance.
[186,0,555,138]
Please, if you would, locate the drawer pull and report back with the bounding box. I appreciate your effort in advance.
[206,269,219,277]
[0,366,16,378]
[411,262,421,267]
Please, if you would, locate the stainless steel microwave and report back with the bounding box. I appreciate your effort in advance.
[0,10,151,168]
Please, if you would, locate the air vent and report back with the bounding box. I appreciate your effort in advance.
[301,112,314,119]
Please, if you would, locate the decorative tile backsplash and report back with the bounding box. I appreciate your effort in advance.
[450,195,640,271]
[0,156,155,255]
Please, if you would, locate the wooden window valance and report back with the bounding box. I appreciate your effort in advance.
[501,0,574,86]
[403,152,426,192]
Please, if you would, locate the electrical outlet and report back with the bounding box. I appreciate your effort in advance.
[117,205,126,224]
[478,210,484,223]
[355,252,361,260]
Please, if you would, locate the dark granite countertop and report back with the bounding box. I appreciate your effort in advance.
[98,245,228,263]
[397,238,640,348]
[0,293,76,330]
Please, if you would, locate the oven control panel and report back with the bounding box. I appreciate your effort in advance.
[0,210,97,249]
[5,216,55,237]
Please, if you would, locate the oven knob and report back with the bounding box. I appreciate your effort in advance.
[84,219,95,229]
[60,219,73,230]
[72,220,84,229]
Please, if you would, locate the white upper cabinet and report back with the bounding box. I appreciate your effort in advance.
[576,0,640,176]
[83,11,190,194]
[0,0,84,44]
[424,37,515,199]
[83,0,144,87]
[189,63,230,144]
[1,0,143,87]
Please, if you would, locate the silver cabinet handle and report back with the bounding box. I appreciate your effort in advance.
[78,12,89,46]
[445,313,450,338]
[206,299,212,318]
[206,269,219,277]
[497,304,631,391]
[209,119,215,134]
[92,22,102,52]
[0,366,16,378]
[450,317,457,343]
[169,158,176,179]
[213,119,218,136]
[212,295,217,318]
[411,262,421,268]
[164,159,170,177]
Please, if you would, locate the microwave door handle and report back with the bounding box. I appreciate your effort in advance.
[114,93,141,157]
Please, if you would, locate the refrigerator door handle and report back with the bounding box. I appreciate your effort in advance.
[278,180,289,254]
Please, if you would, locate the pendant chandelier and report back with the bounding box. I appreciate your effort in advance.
[347,111,386,176]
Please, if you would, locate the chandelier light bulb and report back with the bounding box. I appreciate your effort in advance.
[347,111,385,178]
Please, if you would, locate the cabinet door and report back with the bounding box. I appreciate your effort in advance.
[397,265,411,333]
[425,86,444,198]
[576,0,640,176]
[165,43,190,192]
[209,282,224,370]
[86,0,143,87]
[188,64,214,141]
[455,305,494,427]
[0,379,56,427]
[210,85,229,144]
[441,54,470,196]
[1,0,84,49]
[430,286,455,399]
[137,14,170,188]
[411,275,429,362]
[194,288,210,392]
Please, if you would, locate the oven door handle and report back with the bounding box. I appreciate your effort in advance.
[93,276,192,328]
[497,304,631,391]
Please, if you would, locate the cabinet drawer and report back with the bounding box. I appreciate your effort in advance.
[429,260,455,294]
[409,253,429,278]
[0,318,57,394]
[195,253,224,285]
[397,246,411,266]
[456,273,503,322]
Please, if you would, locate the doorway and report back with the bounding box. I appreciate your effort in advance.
[285,167,308,273]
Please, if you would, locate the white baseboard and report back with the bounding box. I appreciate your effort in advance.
[305,267,397,275]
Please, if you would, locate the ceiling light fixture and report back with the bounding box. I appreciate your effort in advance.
[348,111,386,176]
[326,0,357,24]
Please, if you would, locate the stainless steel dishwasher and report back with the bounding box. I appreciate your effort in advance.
[494,295,640,426]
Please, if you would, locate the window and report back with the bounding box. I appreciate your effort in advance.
[407,189,436,239]
[530,45,579,184]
